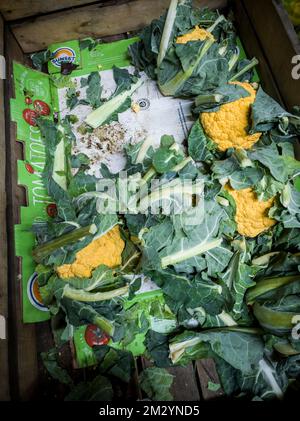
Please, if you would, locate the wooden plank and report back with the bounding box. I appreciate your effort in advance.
[141,358,201,401]
[242,0,300,111]
[168,365,201,401]
[232,0,284,106]
[195,359,224,400]
[0,0,105,21]
[4,27,39,401]
[0,13,10,402]
[272,0,300,53]
[123,359,142,400]
[10,0,228,53]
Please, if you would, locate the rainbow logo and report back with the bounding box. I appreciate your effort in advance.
[51,47,76,68]
[27,272,49,312]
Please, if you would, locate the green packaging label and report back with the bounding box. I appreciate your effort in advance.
[11,62,55,322]
[48,40,81,74]
[15,225,50,322]
[11,39,139,323]
[47,38,137,75]
[81,38,136,71]
[73,326,98,368]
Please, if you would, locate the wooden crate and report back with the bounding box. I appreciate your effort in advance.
[0,0,297,401]
[241,0,300,111]
[0,12,9,402]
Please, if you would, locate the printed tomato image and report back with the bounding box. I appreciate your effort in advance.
[22,109,38,126]
[46,203,57,218]
[25,96,32,105]
[33,99,50,116]
[84,324,110,347]
[25,162,34,174]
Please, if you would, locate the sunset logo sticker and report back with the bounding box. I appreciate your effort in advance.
[51,47,76,68]
[27,272,49,312]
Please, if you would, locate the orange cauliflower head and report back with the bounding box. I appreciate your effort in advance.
[200,81,261,152]
[176,26,215,44]
[225,185,276,237]
[56,225,125,279]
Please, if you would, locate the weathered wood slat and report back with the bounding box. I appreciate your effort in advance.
[242,0,300,111]
[167,365,201,401]
[0,0,103,21]
[195,359,224,400]
[123,359,142,400]
[0,13,10,402]
[232,0,284,106]
[4,27,39,401]
[141,358,201,401]
[10,0,228,53]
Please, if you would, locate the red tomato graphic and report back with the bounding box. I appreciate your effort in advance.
[34,100,50,116]
[46,203,58,218]
[23,109,38,126]
[25,162,34,174]
[85,324,110,347]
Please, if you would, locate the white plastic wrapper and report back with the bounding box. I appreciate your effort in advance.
[58,68,194,177]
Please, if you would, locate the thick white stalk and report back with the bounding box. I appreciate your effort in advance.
[161,238,222,268]
[157,0,179,67]
[85,79,143,128]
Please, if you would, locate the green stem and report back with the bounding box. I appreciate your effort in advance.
[63,284,129,302]
[171,156,193,172]
[32,224,97,263]
[157,0,179,67]
[234,149,254,168]
[85,79,143,128]
[142,167,157,184]
[207,14,226,33]
[142,156,193,186]
[253,302,297,330]
[218,39,229,57]
[246,275,300,304]
[161,238,222,268]
[273,342,300,357]
[169,326,262,363]
[195,93,224,106]
[229,57,259,82]
[135,136,153,164]
[159,37,215,96]
[130,157,194,212]
[228,48,239,72]
[120,251,141,272]
[94,314,115,336]
[251,252,281,267]
[169,337,202,355]
[84,268,113,292]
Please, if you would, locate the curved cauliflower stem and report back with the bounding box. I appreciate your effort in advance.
[56,225,125,279]
[200,82,262,151]
[176,26,215,44]
[225,185,276,238]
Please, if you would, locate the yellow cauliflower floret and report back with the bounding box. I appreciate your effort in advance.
[131,102,141,113]
[225,185,276,237]
[176,26,215,44]
[56,225,125,279]
[200,81,262,151]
